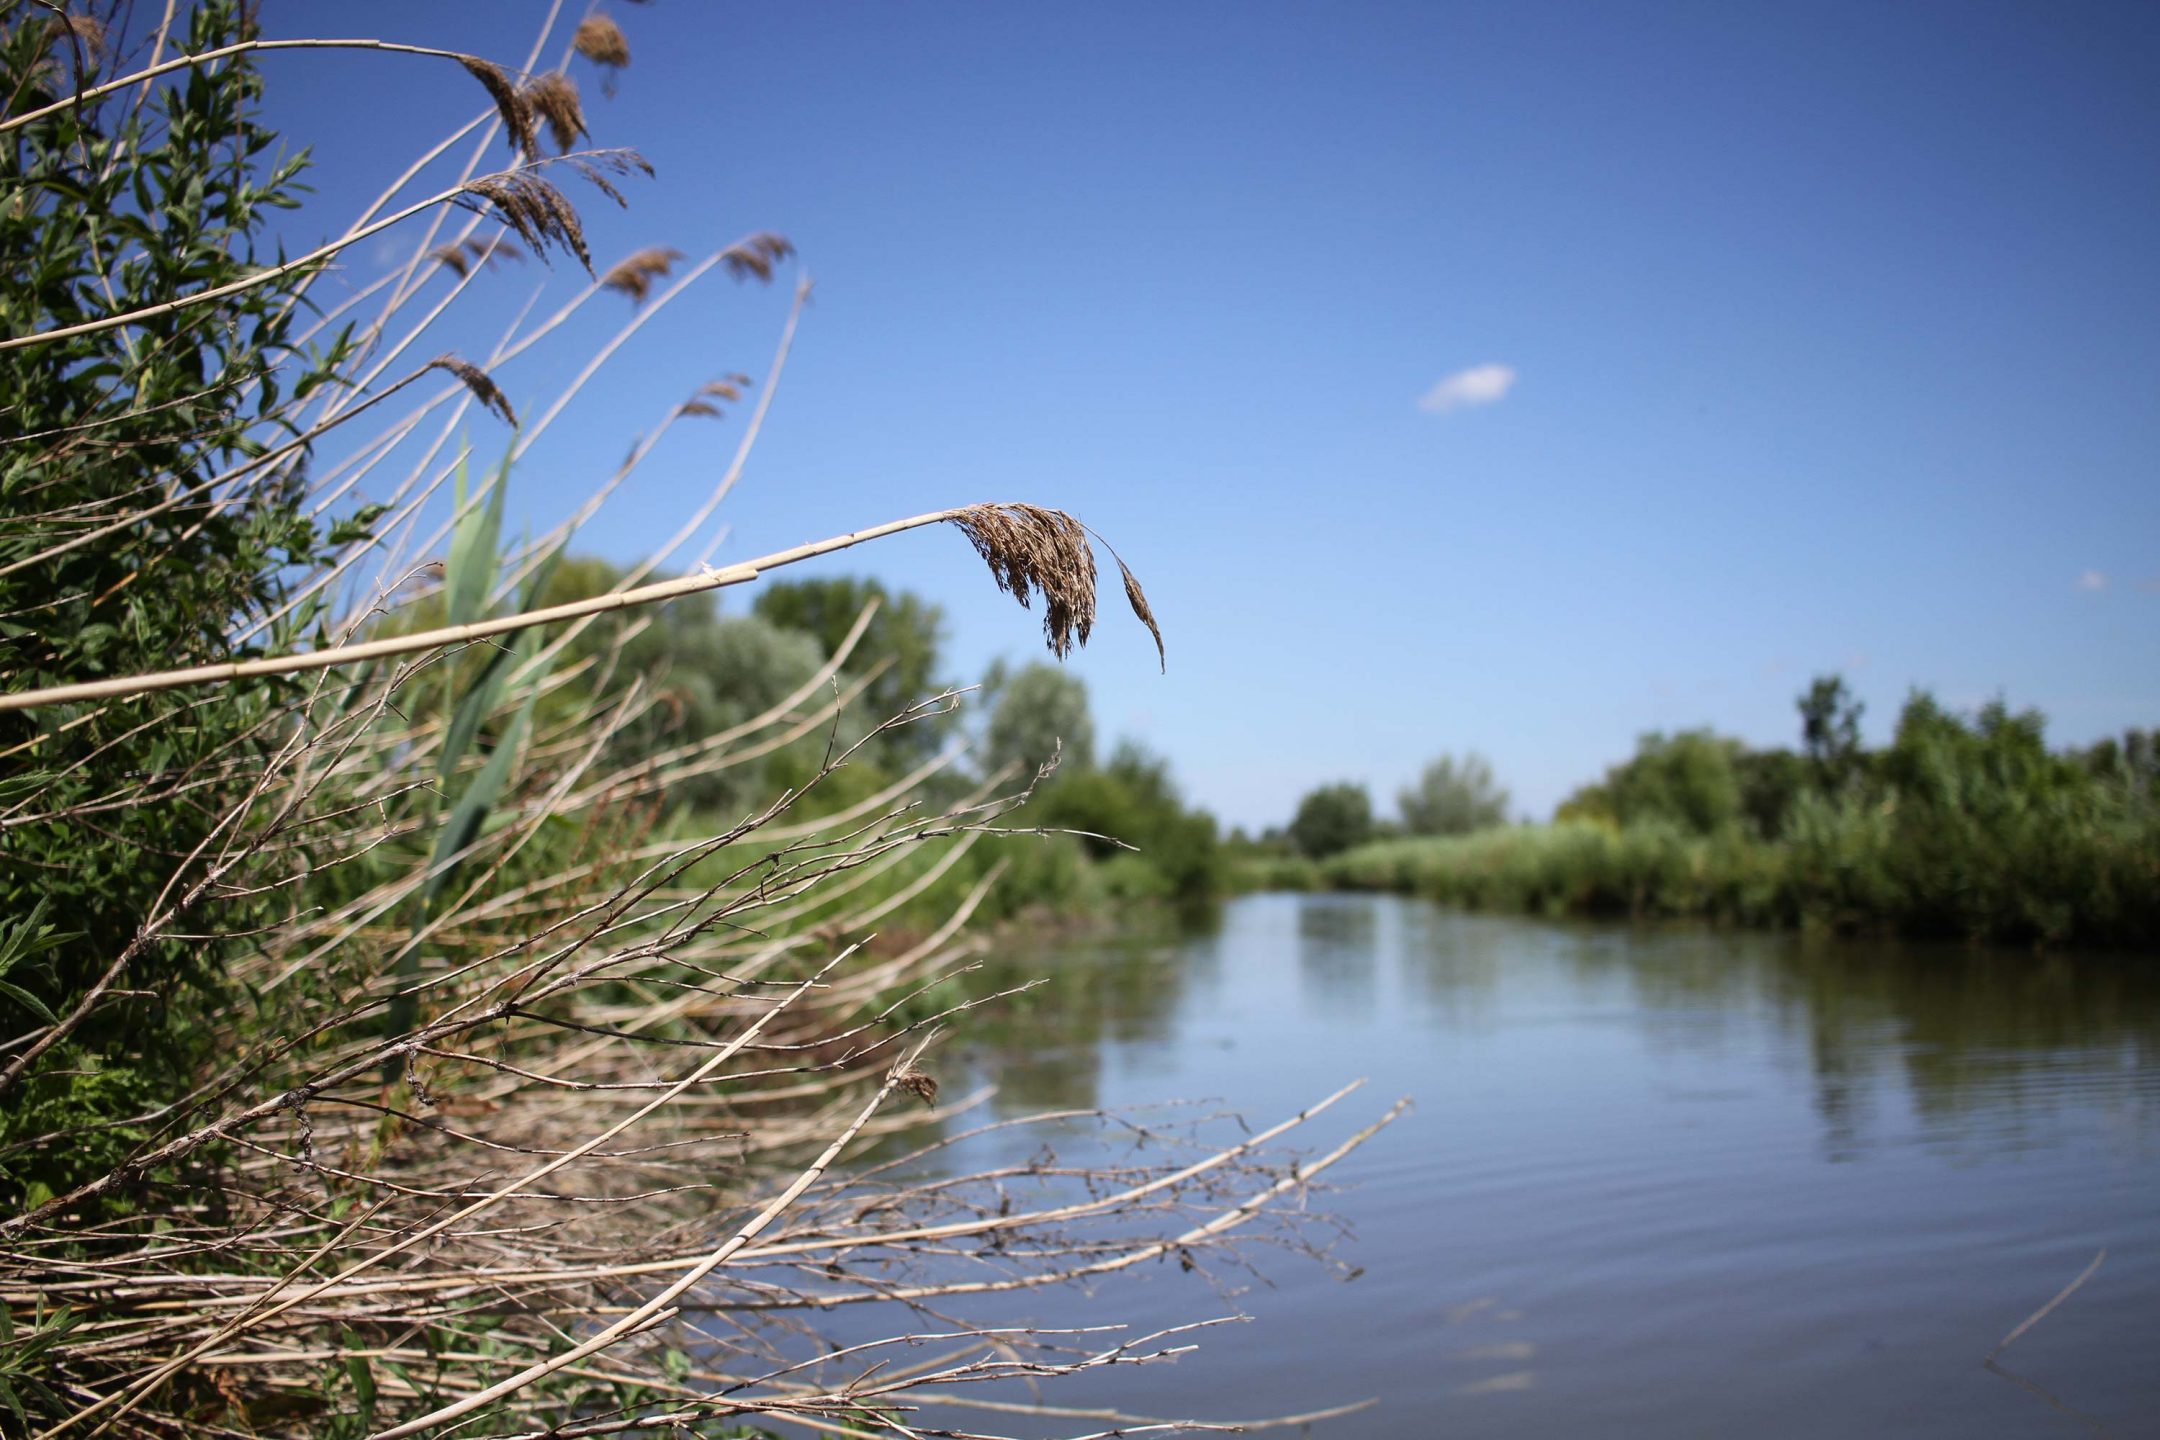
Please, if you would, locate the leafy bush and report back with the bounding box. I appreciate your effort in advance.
[1289,781,1375,858]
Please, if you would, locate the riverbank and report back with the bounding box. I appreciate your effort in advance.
[1232,808,2160,949]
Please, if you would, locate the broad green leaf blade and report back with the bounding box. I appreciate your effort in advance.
[443,448,509,629]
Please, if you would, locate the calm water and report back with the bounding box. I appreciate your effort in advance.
[916,892,2160,1437]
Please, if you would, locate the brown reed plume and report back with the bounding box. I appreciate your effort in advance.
[457,152,659,275]
[427,354,519,427]
[677,374,749,418]
[460,169,589,268]
[428,235,524,276]
[722,231,797,282]
[601,244,686,303]
[523,70,588,153]
[41,10,105,55]
[949,503,1099,660]
[457,54,539,161]
[574,14,631,69]
[1114,548,1165,670]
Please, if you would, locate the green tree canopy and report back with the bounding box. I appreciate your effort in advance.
[753,575,946,761]
[984,662,1094,781]
[1799,673,1866,785]
[1397,753,1510,836]
[1033,740,1222,902]
[1289,782,1374,858]
[1560,729,1745,835]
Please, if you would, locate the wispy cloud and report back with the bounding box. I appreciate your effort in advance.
[2077,569,2109,592]
[1419,363,1517,414]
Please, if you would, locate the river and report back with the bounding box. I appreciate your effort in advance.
[912,891,2160,1437]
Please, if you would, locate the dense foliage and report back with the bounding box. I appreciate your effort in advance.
[1287,781,1375,858]
[1252,678,2160,949]
[0,0,350,1206]
[1397,752,1511,836]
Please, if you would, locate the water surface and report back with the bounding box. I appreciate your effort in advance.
[927,892,2160,1437]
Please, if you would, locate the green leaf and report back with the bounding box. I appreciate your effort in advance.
[344,1350,377,1419]
[0,981,56,1026]
[444,449,509,630]
[437,531,569,786]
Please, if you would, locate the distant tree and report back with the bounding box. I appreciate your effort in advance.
[1734,747,1808,839]
[1034,739,1222,901]
[1288,782,1374,858]
[526,558,831,810]
[2077,727,2160,796]
[1559,730,1744,835]
[1397,753,1510,836]
[984,663,1094,780]
[753,576,947,760]
[1799,674,1865,786]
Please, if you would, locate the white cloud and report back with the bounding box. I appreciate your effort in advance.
[2077,570,2110,592]
[1419,363,1517,414]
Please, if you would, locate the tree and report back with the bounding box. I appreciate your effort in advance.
[1397,753,1510,836]
[1799,674,1865,786]
[984,662,1094,780]
[1559,730,1744,835]
[753,576,946,761]
[0,0,344,1205]
[1289,782,1374,858]
[1034,740,1222,901]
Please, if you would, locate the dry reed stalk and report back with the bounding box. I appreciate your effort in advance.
[1,10,1388,1437]
[0,504,1161,712]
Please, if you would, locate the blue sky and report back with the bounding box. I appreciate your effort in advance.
[260,2,2160,826]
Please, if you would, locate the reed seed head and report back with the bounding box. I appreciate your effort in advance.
[429,236,524,277]
[428,356,518,428]
[948,506,1167,665]
[897,1066,940,1106]
[458,55,539,162]
[522,71,588,154]
[678,376,750,419]
[43,12,105,55]
[574,15,631,69]
[600,245,685,303]
[1113,552,1165,672]
[722,233,797,283]
[456,156,656,274]
[949,504,1096,660]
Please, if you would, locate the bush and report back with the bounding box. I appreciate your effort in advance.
[1289,781,1374,858]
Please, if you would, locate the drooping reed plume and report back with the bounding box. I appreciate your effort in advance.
[427,354,519,427]
[677,374,751,418]
[949,503,1098,660]
[575,14,632,70]
[522,70,588,153]
[601,244,686,303]
[428,234,524,276]
[722,231,797,282]
[457,54,540,161]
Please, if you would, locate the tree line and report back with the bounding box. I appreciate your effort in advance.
[1239,677,2160,949]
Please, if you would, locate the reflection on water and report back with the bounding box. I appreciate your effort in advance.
[956,898,2160,1154]
[929,893,2160,1438]
[1296,895,1381,1016]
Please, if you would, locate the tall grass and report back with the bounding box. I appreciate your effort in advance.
[0,7,1397,1435]
[1289,791,2158,948]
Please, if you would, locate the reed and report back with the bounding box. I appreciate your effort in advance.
[0,6,1394,1436]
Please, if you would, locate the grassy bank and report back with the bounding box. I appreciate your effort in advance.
[1237,796,2160,948]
